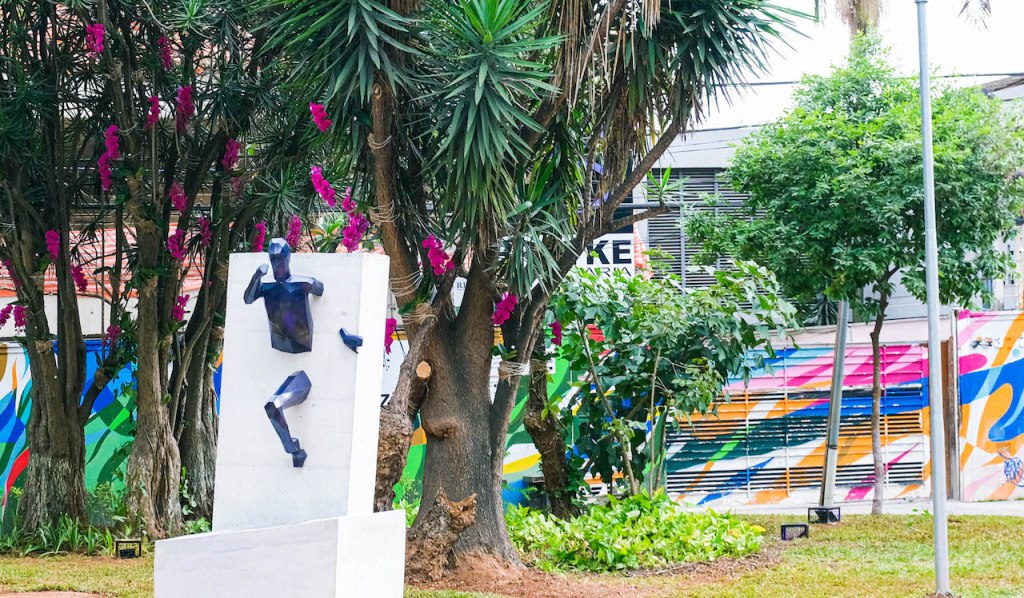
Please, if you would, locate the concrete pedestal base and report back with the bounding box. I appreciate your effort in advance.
[155,510,405,598]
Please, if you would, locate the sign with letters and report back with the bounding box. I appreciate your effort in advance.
[576,233,635,276]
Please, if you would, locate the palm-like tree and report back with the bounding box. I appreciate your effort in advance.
[265,0,801,567]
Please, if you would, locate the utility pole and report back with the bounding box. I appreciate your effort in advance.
[915,0,951,594]
[819,301,849,507]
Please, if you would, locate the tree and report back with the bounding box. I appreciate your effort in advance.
[0,1,137,531]
[535,263,795,515]
[264,0,801,565]
[686,36,1024,514]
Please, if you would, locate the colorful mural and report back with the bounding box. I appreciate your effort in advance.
[665,344,931,506]
[957,310,1024,501]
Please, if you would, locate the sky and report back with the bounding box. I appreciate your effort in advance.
[697,0,1024,129]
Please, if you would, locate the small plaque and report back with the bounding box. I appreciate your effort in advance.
[115,538,142,559]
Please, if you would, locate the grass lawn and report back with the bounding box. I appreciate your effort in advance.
[1,514,1021,597]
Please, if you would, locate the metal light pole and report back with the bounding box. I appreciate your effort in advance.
[915,0,951,594]
[819,300,849,507]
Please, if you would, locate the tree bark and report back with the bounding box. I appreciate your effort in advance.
[405,489,478,583]
[522,358,579,519]
[177,323,221,521]
[869,292,888,515]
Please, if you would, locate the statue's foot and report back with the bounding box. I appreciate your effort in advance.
[291,439,307,468]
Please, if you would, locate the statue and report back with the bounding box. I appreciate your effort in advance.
[264,370,312,468]
[243,238,324,353]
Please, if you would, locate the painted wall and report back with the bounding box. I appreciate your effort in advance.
[957,311,1024,501]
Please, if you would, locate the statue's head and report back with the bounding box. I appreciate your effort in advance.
[268,238,291,282]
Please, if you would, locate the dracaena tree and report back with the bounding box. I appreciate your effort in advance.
[0,0,326,536]
[265,0,799,565]
[0,1,136,531]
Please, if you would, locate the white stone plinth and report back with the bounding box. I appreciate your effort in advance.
[154,511,406,598]
[212,252,390,532]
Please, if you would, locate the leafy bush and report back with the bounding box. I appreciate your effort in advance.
[506,492,764,572]
[0,514,113,557]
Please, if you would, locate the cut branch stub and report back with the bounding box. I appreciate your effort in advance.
[405,489,478,583]
[416,360,432,380]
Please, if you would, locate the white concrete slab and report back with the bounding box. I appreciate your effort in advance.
[155,510,406,598]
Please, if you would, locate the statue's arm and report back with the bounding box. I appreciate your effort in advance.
[243,264,269,304]
[293,276,324,296]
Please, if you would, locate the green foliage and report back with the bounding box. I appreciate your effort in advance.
[686,35,1024,317]
[393,474,422,527]
[549,262,795,493]
[0,514,113,557]
[506,492,765,572]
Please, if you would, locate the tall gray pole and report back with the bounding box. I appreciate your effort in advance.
[819,300,849,507]
[915,1,951,594]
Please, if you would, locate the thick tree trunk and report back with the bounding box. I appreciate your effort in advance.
[406,489,478,583]
[126,247,183,538]
[177,324,221,521]
[522,359,578,519]
[18,343,88,531]
[869,294,888,515]
[375,336,429,512]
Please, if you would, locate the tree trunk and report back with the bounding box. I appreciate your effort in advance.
[869,293,888,515]
[177,324,221,522]
[18,342,88,531]
[125,235,183,538]
[522,358,578,519]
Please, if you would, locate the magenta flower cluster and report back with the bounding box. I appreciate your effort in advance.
[309,103,332,133]
[231,176,246,196]
[175,86,194,132]
[170,182,187,212]
[98,125,120,192]
[492,293,518,326]
[0,305,12,327]
[72,265,88,293]
[171,294,189,322]
[222,138,242,171]
[550,320,563,346]
[146,96,160,129]
[168,229,187,261]
[310,166,336,207]
[45,229,60,261]
[286,215,302,248]
[252,221,267,252]
[198,216,212,249]
[422,234,454,276]
[158,35,173,70]
[3,260,20,289]
[85,24,104,59]
[104,324,121,346]
[384,317,397,354]
[13,305,26,329]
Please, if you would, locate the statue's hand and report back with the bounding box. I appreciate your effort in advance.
[255,263,269,277]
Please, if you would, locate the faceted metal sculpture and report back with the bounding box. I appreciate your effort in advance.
[338,327,363,354]
[243,238,324,353]
[264,370,312,468]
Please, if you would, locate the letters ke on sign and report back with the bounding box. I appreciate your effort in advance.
[576,233,634,276]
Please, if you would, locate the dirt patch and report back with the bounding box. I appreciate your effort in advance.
[415,546,782,598]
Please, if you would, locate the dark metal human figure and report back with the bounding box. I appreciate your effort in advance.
[264,370,312,468]
[243,238,324,353]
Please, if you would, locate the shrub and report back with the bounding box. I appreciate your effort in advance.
[506,492,764,572]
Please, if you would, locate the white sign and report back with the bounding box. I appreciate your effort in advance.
[576,233,635,276]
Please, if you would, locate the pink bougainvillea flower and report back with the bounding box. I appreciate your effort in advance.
[72,265,88,293]
[98,125,120,192]
[104,323,121,346]
[310,166,336,207]
[104,125,120,159]
[341,212,369,252]
[158,35,173,70]
[146,96,160,128]
[3,259,20,289]
[252,221,267,252]
[0,304,12,327]
[85,24,104,59]
[384,317,397,354]
[222,138,242,171]
[286,214,302,248]
[550,320,563,346]
[171,294,190,322]
[13,304,26,329]
[170,181,187,212]
[45,229,60,261]
[422,234,455,276]
[98,153,113,192]
[175,86,194,132]
[167,229,187,261]
[492,292,518,326]
[309,102,332,133]
[197,216,212,249]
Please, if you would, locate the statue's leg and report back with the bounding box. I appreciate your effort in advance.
[264,371,312,467]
